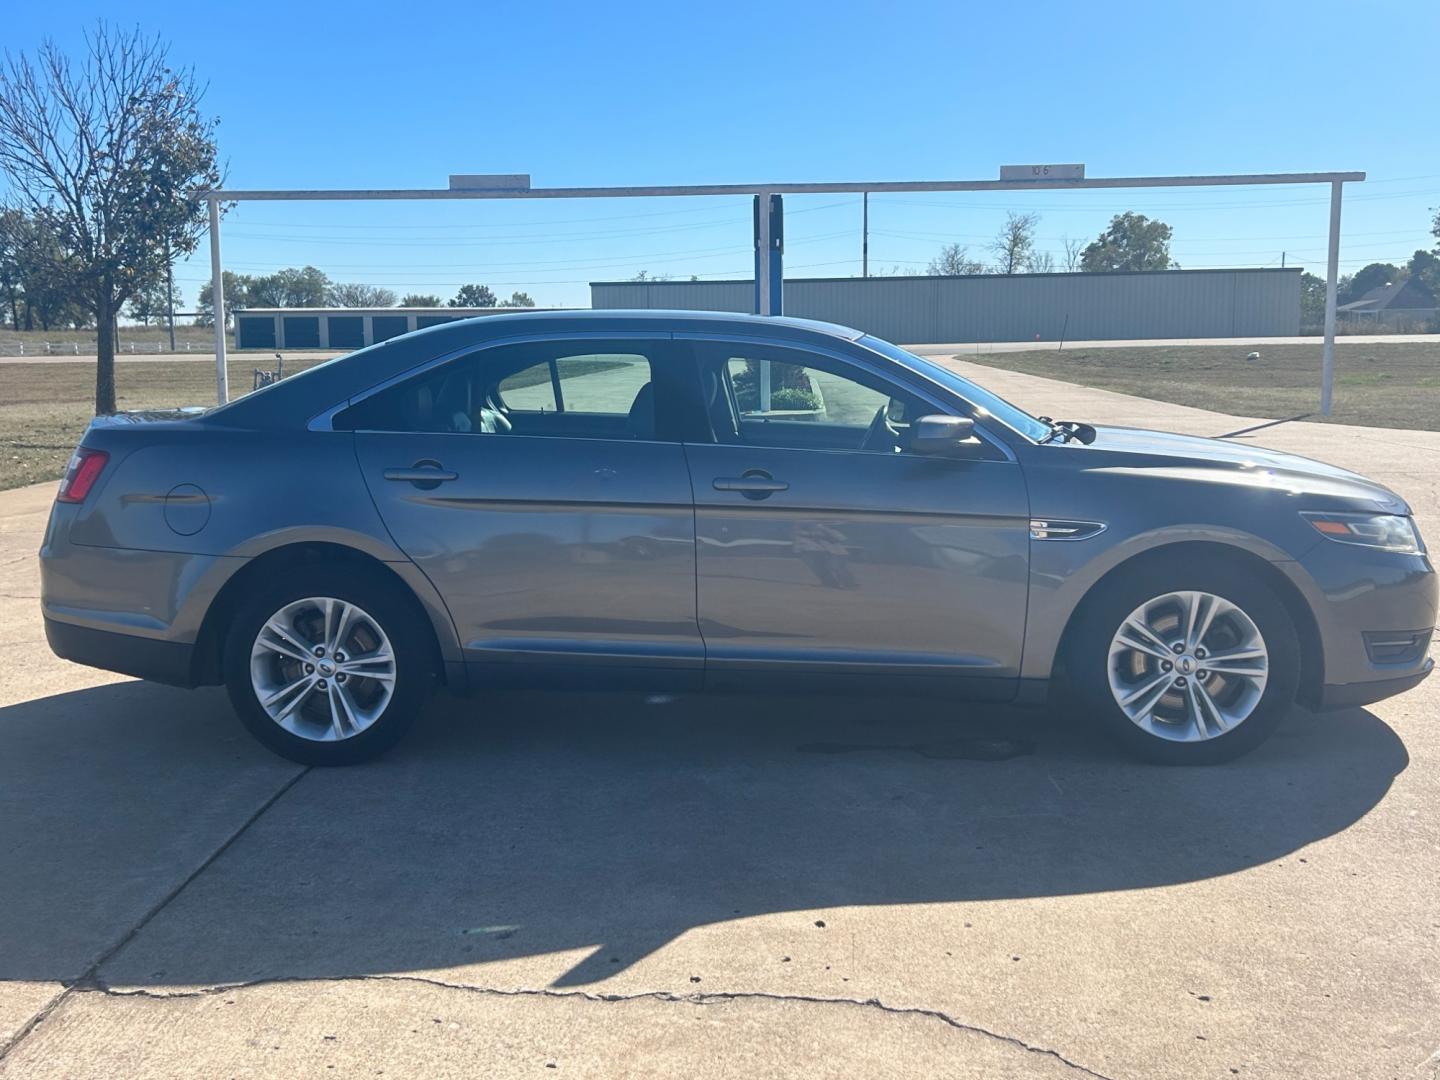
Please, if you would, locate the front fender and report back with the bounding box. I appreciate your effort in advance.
[1021,523,1308,682]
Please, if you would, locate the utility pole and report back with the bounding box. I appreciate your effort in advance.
[164,239,177,351]
[862,192,869,278]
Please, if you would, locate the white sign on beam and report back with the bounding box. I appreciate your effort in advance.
[1000,164,1085,181]
[448,174,532,191]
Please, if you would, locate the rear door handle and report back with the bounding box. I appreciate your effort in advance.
[713,473,789,500]
[384,461,457,489]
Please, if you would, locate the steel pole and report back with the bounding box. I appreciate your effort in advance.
[862,191,869,277]
[164,239,176,351]
[1320,181,1343,415]
[208,198,228,404]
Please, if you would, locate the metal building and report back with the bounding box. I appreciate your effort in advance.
[590,269,1302,343]
[234,306,562,350]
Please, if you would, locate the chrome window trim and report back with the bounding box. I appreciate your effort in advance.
[672,330,1018,464]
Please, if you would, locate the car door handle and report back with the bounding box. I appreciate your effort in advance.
[713,473,789,500]
[383,462,458,488]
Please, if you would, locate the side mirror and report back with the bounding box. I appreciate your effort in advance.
[910,415,979,456]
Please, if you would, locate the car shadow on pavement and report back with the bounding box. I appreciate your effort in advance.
[0,678,1409,991]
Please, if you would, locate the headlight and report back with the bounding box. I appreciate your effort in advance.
[1302,512,1421,554]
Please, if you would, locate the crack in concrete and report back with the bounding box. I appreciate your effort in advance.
[0,766,312,1066]
[83,974,1115,1079]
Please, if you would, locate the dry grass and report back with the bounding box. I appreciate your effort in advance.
[960,341,1440,431]
[0,358,327,491]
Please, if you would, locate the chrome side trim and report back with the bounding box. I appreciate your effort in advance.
[1030,519,1107,541]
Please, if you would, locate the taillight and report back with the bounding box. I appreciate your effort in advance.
[57,447,109,503]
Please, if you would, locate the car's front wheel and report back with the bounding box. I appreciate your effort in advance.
[223,565,432,765]
[1070,558,1301,764]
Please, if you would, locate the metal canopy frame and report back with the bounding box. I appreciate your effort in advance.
[202,170,1363,411]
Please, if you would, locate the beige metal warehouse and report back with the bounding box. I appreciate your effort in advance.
[591,268,1303,344]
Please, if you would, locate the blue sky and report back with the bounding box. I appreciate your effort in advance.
[8,0,1439,308]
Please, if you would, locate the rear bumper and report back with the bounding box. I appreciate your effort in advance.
[44,616,197,688]
[1315,659,1432,711]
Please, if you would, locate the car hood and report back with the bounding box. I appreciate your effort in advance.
[1079,425,1410,513]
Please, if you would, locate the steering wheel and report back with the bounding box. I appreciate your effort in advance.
[859,404,900,453]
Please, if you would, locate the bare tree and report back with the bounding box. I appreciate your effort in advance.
[1026,251,1056,273]
[327,282,398,307]
[926,243,984,276]
[989,212,1039,275]
[0,24,221,412]
[1060,235,1084,273]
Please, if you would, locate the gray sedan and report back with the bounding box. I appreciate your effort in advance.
[39,311,1435,765]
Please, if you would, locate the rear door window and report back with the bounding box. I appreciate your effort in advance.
[335,339,688,441]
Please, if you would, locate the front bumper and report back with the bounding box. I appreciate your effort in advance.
[1296,535,1436,710]
[1316,661,1433,710]
[44,616,198,687]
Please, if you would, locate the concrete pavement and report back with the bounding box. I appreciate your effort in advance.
[0,375,1436,1079]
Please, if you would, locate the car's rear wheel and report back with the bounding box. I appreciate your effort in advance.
[1070,558,1300,764]
[223,565,432,765]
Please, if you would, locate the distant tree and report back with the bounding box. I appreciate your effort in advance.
[1337,262,1403,305]
[0,210,22,329]
[450,283,498,307]
[399,293,442,307]
[1432,207,1439,249]
[1060,236,1084,273]
[249,265,330,308]
[1406,249,1440,296]
[125,278,170,325]
[197,271,253,327]
[0,210,87,329]
[505,291,535,307]
[1080,212,1174,272]
[926,242,984,276]
[1025,250,1055,273]
[990,212,1039,274]
[628,270,672,282]
[1299,272,1327,331]
[0,24,222,413]
[326,282,397,307]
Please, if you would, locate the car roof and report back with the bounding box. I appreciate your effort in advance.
[410,308,866,341]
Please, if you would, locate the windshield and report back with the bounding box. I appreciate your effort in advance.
[860,336,1052,442]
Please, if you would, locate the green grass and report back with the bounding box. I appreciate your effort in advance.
[0,358,328,491]
[958,341,1440,431]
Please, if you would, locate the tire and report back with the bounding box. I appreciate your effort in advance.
[223,563,434,765]
[1069,556,1301,765]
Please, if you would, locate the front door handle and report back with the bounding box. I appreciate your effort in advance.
[713,472,789,500]
[383,460,458,489]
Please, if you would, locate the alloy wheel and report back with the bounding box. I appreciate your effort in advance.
[1106,590,1269,743]
[249,596,397,742]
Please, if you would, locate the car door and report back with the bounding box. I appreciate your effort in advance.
[680,336,1030,696]
[341,335,702,689]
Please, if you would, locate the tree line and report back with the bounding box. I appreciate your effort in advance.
[194,269,534,326]
[925,210,1175,277]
